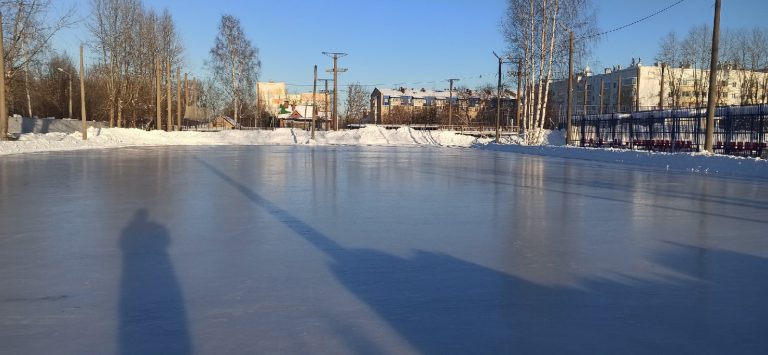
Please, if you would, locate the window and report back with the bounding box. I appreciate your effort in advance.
[383,96,390,106]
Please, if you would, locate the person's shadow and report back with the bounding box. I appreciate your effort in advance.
[119,209,190,355]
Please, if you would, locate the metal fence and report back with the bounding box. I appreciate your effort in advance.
[572,105,768,158]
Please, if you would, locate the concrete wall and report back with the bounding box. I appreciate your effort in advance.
[9,117,96,134]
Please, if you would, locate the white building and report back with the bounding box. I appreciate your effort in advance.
[548,59,768,116]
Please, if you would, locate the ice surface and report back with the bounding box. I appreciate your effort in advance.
[0,146,766,354]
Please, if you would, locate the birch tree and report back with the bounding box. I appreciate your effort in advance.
[502,0,596,144]
[208,15,260,122]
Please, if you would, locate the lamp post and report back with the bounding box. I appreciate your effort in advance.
[57,67,73,119]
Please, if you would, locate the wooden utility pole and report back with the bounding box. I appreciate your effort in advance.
[312,65,317,140]
[515,59,522,132]
[566,31,574,145]
[155,56,161,130]
[79,45,87,140]
[176,68,181,130]
[448,78,459,128]
[704,0,721,152]
[183,73,188,121]
[0,12,7,140]
[318,79,331,129]
[493,52,505,143]
[323,52,348,130]
[166,59,172,131]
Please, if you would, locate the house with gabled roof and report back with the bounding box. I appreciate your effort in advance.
[277,104,326,129]
[211,115,239,130]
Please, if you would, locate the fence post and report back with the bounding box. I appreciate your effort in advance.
[696,107,702,151]
[596,114,601,147]
[671,109,677,151]
[580,115,586,147]
[725,106,732,155]
[628,113,634,150]
[648,113,654,151]
[758,104,765,158]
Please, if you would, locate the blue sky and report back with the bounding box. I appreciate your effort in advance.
[52,0,767,93]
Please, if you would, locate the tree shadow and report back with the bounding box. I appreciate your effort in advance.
[196,157,768,354]
[118,209,191,355]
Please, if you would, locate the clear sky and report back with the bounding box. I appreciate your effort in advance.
[51,0,768,93]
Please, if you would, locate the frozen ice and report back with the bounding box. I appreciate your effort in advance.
[0,146,766,354]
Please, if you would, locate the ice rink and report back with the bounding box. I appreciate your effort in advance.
[1,146,766,354]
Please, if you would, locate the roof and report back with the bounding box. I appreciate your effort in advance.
[374,87,515,100]
[215,115,238,127]
[279,105,318,120]
[376,88,454,99]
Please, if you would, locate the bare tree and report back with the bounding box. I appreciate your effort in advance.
[502,0,596,144]
[1,0,75,116]
[208,15,260,122]
[681,24,712,107]
[87,0,184,126]
[344,83,368,125]
[656,31,685,107]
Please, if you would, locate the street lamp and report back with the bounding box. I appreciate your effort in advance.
[57,67,73,120]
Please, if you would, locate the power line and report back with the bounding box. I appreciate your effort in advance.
[579,0,685,41]
[283,73,494,88]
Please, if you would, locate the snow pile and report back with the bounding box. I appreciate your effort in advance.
[2,125,766,179]
[0,125,489,156]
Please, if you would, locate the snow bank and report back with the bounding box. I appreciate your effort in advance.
[0,126,489,156]
[2,125,765,179]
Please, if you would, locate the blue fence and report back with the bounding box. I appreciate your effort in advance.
[572,105,768,158]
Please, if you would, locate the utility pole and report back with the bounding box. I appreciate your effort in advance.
[312,65,317,140]
[166,58,172,131]
[566,31,574,145]
[323,52,348,130]
[515,59,522,132]
[493,51,509,143]
[704,0,721,152]
[318,79,332,129]
[79,45,87,140]
[447,78,459,128]
[184,73,188,123]
[155,56,161,130]
[0,12,7,139]
[176,68,181,130]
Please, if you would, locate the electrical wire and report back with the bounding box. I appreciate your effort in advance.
[578,0,685,41]
[283,73,495,89]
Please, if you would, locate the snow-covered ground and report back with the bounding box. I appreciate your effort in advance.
[1,125,766,179]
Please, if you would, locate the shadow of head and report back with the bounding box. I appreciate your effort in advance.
[120,209,170,254]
